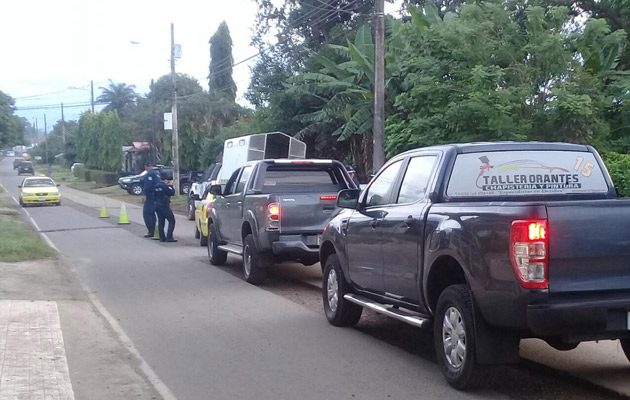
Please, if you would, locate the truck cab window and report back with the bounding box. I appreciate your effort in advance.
[236,166,253,194]
[224,169,240,196]
[397,156,437,204]
[365,160,403,207]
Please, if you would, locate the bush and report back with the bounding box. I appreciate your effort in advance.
[72,165,86,179]
[603,152,630,197]
[89,169,118,186]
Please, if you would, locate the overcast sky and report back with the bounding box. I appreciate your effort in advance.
[2,0,401,133]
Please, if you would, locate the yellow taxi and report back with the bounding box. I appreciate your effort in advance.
[18,177,61,207]
[193,189,216,246]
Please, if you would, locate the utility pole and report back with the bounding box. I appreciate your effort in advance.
[372,0,386,172]
[90,80,95,113]
[61,103,66,144]
[150,79,158,164]
[170,23,180,195]
[44,114,49,165]
[35,118,38,147]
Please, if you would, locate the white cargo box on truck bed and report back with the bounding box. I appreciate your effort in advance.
[217,132,306,182]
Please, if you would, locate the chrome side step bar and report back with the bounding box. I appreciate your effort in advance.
[344,294,431,329]
[217,244,243,256]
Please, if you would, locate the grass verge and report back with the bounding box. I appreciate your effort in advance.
[0,189,54,262]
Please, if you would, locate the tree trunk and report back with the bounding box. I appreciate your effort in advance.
[351,133,373,183]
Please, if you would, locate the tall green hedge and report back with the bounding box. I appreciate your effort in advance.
[603,152,630,197]
[76,111,123,172]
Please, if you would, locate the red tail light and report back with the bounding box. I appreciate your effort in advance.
[320,195,337,201]
[268,203,280,221]
[206,203,212,218]
[510,220,548,289]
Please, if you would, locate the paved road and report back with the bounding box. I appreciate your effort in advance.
[2,158,503,399]
[2,158,628,400]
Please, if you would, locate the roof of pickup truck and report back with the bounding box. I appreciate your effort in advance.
[399,142,590,155]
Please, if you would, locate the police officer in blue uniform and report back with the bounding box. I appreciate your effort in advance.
[154,172,177,242]
[142,161,159,238]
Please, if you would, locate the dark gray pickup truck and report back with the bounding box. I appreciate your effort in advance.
[319,142,630,389]
[207,159,355,284]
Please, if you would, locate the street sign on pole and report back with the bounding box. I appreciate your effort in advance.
[164,113,173,130]
[174,44,182,59]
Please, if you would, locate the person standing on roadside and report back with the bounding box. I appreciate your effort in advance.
[154,172,177,242]
[142,161,159,238]
[345,165,361,188]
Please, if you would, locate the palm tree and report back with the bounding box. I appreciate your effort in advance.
[97,80,137,115]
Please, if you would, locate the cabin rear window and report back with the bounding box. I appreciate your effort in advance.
[446,151,609,198]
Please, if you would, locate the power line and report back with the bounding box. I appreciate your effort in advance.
[14,81,105,100]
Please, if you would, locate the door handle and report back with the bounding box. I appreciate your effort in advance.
[225,202,231,207]
[237,201,242,207]
[404,216,418,227]
[370,219,381,229]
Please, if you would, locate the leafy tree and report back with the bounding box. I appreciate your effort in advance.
[76,111,124,171]
[97,80,137,117]
[0,91,26,148]
[209,21,237,101]
[386,2,627,155]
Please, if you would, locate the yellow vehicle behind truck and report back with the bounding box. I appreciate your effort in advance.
[193,189,215,246]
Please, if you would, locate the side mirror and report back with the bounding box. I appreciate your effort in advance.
[337,189,361,209]
[56,184,60,187]
[17,185,22,188]
[209,184,222,197]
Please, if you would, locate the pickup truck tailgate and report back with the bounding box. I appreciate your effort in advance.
[279,194,337,234]
[547,200,630,293]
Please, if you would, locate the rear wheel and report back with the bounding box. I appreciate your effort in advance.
[207,223,227,265]
[194,224,201,239]
[323,254,362,326]
[242,234,269,285]
[181,183,191,195]
[434,284,491,390]
[620,339,630,363]
[199,229,208,247]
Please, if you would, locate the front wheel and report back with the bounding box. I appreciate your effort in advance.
[620,339,630,363]
[323,254,362,326]
[434,284,491,390]
[242,234,269,285]
[187,197,195,220]
[130,184,143,196]
[207,223,227,266]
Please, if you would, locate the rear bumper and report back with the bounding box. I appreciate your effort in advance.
[271,234,320,263]
[527,293,630,339]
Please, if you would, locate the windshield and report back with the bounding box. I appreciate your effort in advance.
[447,151,609,198]
[23,178,55,187]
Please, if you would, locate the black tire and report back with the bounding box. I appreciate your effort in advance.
[19,198,24,207]
[242,234,269,285]
[56,201,61,206]
[434,284,491,390]
[187,197,195,220]
[620,339,630,363]
[194,224,201,239]
[207,223,227,266]
[323,254,362,326]
[130,183,143,196]
[181,183,191,195]
[200,230,208,247]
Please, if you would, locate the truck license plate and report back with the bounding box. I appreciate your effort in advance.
[317,234,322,245]
[38,197,47,201]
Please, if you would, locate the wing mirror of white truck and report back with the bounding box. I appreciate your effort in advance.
[209,184,223,197]
[337,189,361,209]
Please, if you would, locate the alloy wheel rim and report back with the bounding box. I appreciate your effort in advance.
[442,306,466,369]
[327,269,339,313]
[244,245,251,277]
